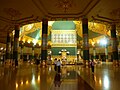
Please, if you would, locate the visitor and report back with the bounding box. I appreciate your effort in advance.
[54,58,57,71]
[56,59,61,73]
[90,59,95,74]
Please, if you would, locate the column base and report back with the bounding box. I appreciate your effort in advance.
[40,60,47,68]
[83,60,86,67]
[4,59,10,66]
[113,60,119,67]
[15,60,18,67]
[116,60,119,67]
[83,60,90,68]
[106,59,109,62]
[18,59,23,65]
[113,60,116,66]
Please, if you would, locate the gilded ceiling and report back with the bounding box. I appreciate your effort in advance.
[0,0,120,45]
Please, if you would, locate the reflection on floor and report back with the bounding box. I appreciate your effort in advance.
[0,62,120,90]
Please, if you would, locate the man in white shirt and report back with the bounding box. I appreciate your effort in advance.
[56,59,61,73]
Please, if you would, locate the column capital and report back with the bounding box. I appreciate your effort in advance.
[42,18,48,23]
[110,22,116,25]
[111,23,116,29]
[82,15,88,19]
[82,17,88,22]
[15,24,20,30]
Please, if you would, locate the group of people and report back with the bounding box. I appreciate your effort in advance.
[54,58,61,73]
[54,58,95,74]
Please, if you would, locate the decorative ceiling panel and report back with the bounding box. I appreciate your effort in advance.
[32,0,100,17]
[0,0,120,44]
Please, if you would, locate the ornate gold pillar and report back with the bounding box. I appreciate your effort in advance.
[13,25,20,67]
[40,18,48,67]
[111,23,119,66]
[6,32,11,64]
[82,17,89,67]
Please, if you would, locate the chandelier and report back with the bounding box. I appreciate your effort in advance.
[56,0,74,12]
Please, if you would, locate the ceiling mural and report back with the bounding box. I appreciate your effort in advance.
[17,21,109,48]
[26,28,41,40]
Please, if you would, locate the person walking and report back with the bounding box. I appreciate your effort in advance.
[56,59,61,73]
[90,59,95,74]
[54,58,57,71]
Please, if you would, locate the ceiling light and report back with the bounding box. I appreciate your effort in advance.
[56,0,74,12]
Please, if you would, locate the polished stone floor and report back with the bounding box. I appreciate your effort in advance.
[0,62,120,90]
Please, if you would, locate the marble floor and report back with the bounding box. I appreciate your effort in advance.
[0,62,120,90]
